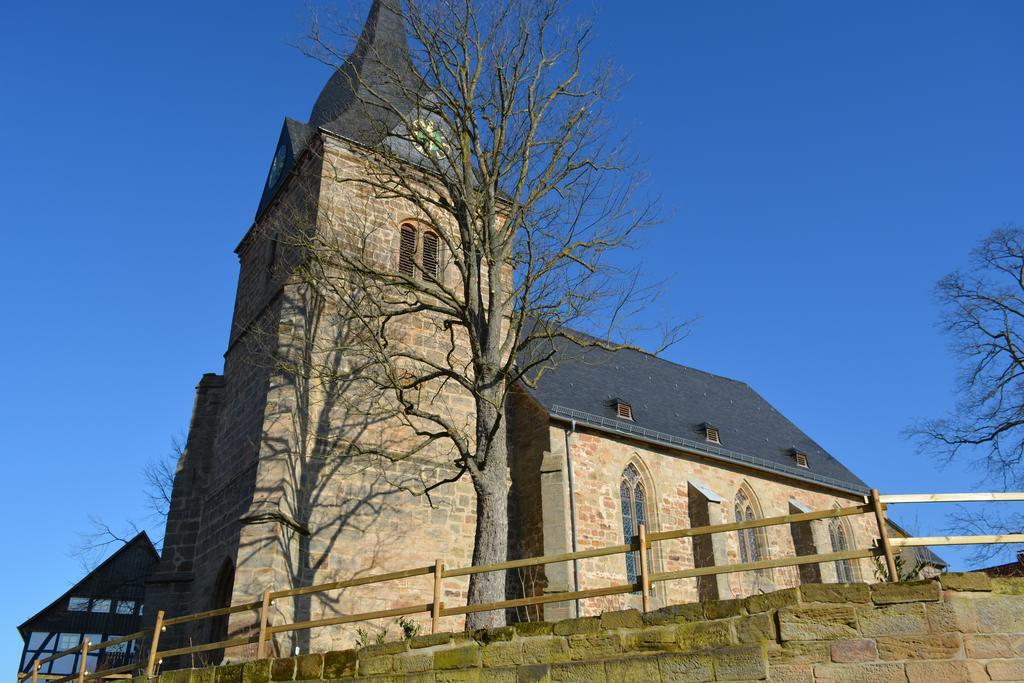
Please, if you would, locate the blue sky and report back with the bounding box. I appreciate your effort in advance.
[2,0,1022,671]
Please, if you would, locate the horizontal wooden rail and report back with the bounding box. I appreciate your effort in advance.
[81,663,139,682]
[891,534,1024,547]
[156,635,259,660]
[651,547,880,584]
[270,565,435,600]
[441,583,636,617]
[267,603,432,635]
[81,630,150,654]
[879,492,1024,504]
[443,543,634,578]
[162,600,261,627]
[648,504,873,543]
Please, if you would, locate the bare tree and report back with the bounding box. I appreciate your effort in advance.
[272,0,684,628]
[910,227,1024,562]
[73,438,179,570]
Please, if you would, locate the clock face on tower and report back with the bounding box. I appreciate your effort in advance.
[267,144,287,189]
[411,118,449,158]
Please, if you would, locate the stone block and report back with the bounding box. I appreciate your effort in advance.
[630,625,679,652]
[215,664,243,683]
[938,572,991,592]
[735,612,776,644]
[778,606,858,641]
[800,583,870,604]
[603,656,660,681]
[858,603,928,636]
[642,603,703,626]
[711,644,768,681]
[992,577,1024,595]
[294,654,322,680]
[745,587,800,613]
[270,658,295,682]
[481,641,524,668]
[476,627,515,643]
[521,636,569,665]
[677,620,734,650]
[356,654,392,676]
[479,668,516,683]
[812,662,906,682]
[964,633,1024,659]
[767,664,813,682]
[322,650,357,678]
[552,617,600,637]
[925,599,977,634]
[566,633,622,660]
[875,633,961,660]
[393,650,432,673]
[988,659,1024,681]
[550,661,606,682]
[976,596,1024,633]
[655,652,714,682]
[598,609,642,630]
[159,669,193,683]
[513,622,554,638]
[516,664,550,683]
[359,641,407,657]
[906,660,987,683]
[766,641,830,665]
[410,633,453,649]
[242,660,269,683]
[434,645,481,670]
[435,670,482,683]
[703,599,744,620]
[829,639,877,663]
[870,580,941,605]
[192,668,215,683]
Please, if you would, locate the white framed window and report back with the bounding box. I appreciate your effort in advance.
[68,597,90,612]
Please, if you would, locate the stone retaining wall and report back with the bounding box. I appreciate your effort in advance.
[142,574,1024,682]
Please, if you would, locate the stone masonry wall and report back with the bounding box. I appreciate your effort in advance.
[143,574,1024,682]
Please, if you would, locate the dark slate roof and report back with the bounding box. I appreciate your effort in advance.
[521,337,871,495]
[257,0,423,217]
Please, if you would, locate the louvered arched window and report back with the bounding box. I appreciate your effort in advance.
[735,489,763,564]
[620,464,650,586]
[398,224,417,276]
[829,519,855,583]
[421,231,439,280]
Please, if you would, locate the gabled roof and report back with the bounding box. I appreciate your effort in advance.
[17,532,159,636]
[521,336,871,495]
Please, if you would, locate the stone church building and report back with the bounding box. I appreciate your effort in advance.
[144,0,896,656]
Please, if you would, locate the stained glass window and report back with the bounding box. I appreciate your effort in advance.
[829,519,854,583]
[735,489,763,564]
[620,464,652,590]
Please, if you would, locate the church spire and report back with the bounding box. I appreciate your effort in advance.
[307,0,422,140]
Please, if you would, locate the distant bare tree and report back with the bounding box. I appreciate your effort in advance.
[910,227,1024,562]
[73,437,179,570]
[277,0,686,627]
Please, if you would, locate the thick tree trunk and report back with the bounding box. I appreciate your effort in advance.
[465,397,510,630]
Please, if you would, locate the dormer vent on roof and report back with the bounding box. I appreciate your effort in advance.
[614,400,633,421]
[702,423,720,444]
[791,448,809,468]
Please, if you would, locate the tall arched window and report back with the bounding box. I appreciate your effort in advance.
[620,464,650,586]
[829,519,855,583]
[421,231,439,280]
[734,488,763,564]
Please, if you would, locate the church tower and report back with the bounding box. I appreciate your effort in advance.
[145,0,482,655]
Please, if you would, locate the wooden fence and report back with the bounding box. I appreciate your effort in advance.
[20,490,1024,683]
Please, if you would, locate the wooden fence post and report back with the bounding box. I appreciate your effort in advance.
[431,560,445,634]
[870,489,899,582]
[256,590,273,660]
[76,639,90,683]
[638,524,651,613]
[31,659,39,683]
[145,610,165,678]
